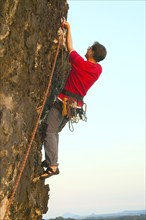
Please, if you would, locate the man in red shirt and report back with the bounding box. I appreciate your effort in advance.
[40,21,107,179]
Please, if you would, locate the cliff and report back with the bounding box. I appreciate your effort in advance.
[0,0,69,219]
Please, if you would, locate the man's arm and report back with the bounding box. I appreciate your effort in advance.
[64,22,74,53]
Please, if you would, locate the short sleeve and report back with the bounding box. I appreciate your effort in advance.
[69,50,84,66]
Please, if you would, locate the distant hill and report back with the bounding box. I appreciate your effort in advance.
[44,210,146,220]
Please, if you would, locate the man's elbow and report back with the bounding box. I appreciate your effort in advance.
[68,47,74,54]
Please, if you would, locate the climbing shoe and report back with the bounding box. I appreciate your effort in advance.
[40,167,60,180]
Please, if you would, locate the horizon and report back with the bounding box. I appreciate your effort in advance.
[45,209,146,219]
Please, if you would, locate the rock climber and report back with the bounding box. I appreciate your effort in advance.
[40,21,107,179]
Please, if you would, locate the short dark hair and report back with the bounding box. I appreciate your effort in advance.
[91,41,107,62]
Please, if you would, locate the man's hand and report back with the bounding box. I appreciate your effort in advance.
[63,21,71,30]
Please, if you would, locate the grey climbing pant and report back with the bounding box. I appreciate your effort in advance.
[44,105,68,167]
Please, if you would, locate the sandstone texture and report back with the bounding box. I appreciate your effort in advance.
[0,0,69,219]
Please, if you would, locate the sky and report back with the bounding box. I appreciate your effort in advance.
[43,0,145,219]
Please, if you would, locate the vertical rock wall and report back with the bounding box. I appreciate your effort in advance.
[0,0,69,219]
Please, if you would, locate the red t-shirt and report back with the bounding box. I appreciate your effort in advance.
[58,50,102,106]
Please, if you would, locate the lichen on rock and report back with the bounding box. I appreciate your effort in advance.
[0,0,69,219]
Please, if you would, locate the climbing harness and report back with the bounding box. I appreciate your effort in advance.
[61,96,87,132]
[3,18,66,220]
[59,88,87,131]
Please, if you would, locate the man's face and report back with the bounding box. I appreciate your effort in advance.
[85,46,93,59]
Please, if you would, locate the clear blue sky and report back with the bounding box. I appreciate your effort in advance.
[43,0,145,219]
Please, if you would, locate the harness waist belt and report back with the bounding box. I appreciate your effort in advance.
[61,89,83,101]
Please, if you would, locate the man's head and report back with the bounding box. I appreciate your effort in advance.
[85,41,107,63]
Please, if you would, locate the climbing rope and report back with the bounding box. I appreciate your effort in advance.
[3,19,65,220]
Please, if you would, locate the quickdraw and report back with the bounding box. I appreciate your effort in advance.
[61,97,87,132]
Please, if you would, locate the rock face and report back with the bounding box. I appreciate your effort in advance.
[0,0,69,219]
